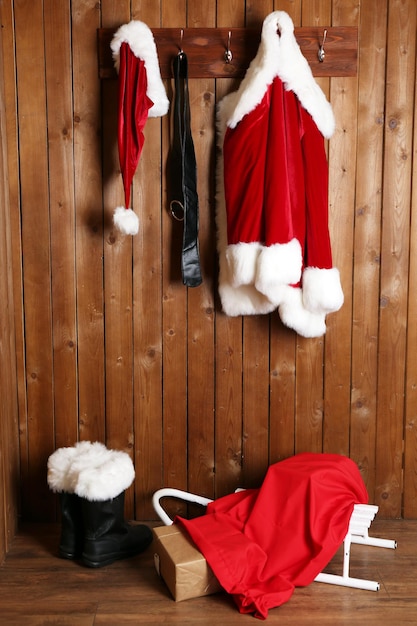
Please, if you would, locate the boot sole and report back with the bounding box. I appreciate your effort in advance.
[82,548,146,568]
[59,548,80,560]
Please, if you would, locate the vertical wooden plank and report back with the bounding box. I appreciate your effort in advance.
[131,0,165,519]
[161,0,188,519]
[214,0,245,499]
[0,108,10,557]
[238,0,274,491]
[323,0,359,456]
[0,11,19,555]
[241,314,271,487]
[14,0,54,520]
[275,0,301,23]
[404,55,417,518]
[295,338,325,453]
[246,0,273,26]
[294,0,331,455]
[269,320,296,463]
[44,0,78,452]
[0,0,27,509]
[269,0,300,465]
[101,0,134,518]
[186,0,216,503]
[376,0,416,517]
[350,0,387,498]
[72,0,105,444]
[0,14,9,559]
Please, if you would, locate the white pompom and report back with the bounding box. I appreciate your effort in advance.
[113,206,139,236]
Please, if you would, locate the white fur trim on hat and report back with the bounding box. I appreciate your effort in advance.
[278,286,327,337]
[113,206,139,236]
[302,267,344,314]
[111,20,169,118]
[221,11,335,139]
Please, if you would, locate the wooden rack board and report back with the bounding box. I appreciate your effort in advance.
[97,27,358,79]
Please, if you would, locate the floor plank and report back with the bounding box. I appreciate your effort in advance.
[0,521,415,624]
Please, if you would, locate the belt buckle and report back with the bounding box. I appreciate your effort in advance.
[170,200,185,221]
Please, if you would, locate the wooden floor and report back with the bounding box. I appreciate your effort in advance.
[0,520,416,625]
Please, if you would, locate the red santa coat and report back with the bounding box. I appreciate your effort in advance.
[216,12,344,337]
[177,453,368,620]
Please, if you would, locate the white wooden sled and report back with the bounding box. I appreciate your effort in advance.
[314,503,396,591]
[152,489,397,593]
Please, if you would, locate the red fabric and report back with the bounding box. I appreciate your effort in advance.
[117,42,153,209]
[223,76,333,272]
[177,453,368,619]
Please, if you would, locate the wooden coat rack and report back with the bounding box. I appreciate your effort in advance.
[97,27,358,79]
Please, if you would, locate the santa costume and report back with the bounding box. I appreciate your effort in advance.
[216,11,344,337]
[111,21,169,235]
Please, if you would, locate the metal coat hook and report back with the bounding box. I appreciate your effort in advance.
[224,30,233,63]
[318,28,327,62]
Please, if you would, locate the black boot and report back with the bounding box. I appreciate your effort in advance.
[81,491,152,568]
[47,443,91,560]
[58,492,84,559]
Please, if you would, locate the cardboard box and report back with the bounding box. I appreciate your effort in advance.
[152,524,222,602]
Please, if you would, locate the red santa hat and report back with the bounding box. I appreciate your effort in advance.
[111,21,169,235]
[216,11,343,337]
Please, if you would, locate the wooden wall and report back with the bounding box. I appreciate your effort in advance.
[0,0,417,525]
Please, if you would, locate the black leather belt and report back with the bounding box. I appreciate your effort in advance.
[169,51,202,287]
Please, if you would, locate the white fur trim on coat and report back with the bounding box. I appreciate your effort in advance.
[219,279,277,317]
[302,267,344,315]
[111,20,169,118]
[225,242,263,287]
[254,239,303,303]
[219,11,335,139]
[278,286,327,338]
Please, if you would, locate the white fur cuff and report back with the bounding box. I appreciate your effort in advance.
[48,441,135,501]
[219,281,277,316]
[225,242,262,287]
[302,267,344,315]
[47,445,80,493]
[70,445,135,502]
[255,239,303,303]
[278,286,327,337]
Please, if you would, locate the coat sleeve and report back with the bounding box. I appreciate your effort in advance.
[300,106,333,271]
